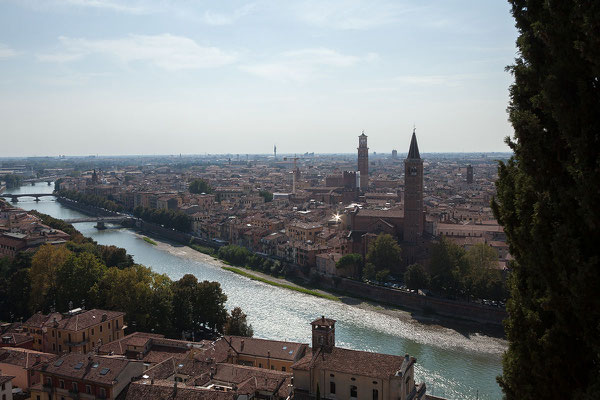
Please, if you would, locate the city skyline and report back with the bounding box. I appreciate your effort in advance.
[0,1,518,156]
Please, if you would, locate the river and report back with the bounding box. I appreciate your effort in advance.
[6,182,505,399]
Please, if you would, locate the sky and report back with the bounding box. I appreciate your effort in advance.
[0,0,518,157]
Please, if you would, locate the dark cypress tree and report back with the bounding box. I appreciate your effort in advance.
[493,1,600,398]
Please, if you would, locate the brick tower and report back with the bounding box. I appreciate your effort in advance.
[357,131,368,191]
[404,128,424,243]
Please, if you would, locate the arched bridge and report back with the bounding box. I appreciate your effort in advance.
[63,216,131,229]
[63,216,129,224]
[0,193,56,202]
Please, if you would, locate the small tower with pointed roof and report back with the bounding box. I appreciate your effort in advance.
[311,316,335,353]
[404,128,424,243]
[357,131,369,191]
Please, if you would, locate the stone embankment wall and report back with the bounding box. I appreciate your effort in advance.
[133,219,223,250]
[319,275,507,326]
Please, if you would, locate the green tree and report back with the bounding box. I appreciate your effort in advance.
[404,264,430,291]
[492,2,600,398]
[55,252,105,311]
[29,244,71,312]
[428,237,466,297]
[335,253,362,279]
[223,307,254,337]
[366,234,402,277]
[189,179,213,194]
[258,190,273,202]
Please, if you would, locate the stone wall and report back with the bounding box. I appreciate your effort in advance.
[321,276,506,326]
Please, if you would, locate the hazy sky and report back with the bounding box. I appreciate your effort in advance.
[0,0,518,157]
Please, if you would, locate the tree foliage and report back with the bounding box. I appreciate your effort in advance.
[1,174,23,188]
[336,253,362,279]
[0,211,248,341]
[58,189,123,212]
[258,190,273,203]
[189,179,213,194]
[223,307,254,337]
[428,238,506,301]
[404,264,430,291]
[133,206,192,232]
[493,2,600,398]
[365,234,402,279]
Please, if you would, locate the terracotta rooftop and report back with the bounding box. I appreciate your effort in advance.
[223,336,306,362]
[292,347,413,380]
[311,316,336,327]
[31,354,139,385]
[123,380,234,400]
[0,348,57,368]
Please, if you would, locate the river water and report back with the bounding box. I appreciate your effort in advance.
[6,183,505,399]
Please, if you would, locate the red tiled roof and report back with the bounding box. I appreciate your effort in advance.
[31,354,140,385]
[292,347,411,379]
[222,336,306,361]
[0,348,57,368]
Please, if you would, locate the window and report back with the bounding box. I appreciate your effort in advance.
[52,343,56,351]
[91,328,94,335]
[270,366,274,370]
[350,385,357,398]
[38,339,41,344]
[58,332,61,338]
[330,382,336,394]
[108,323,111,329]
[83,332,86,340]
[46,377,52,386]
[116,320,119,329]
[72,382,78,392]
[372,389,378,400]
[52,330,55,337]
[68,333,71,342]
[281,366,286,372]
[86,385,91,394]
[258,363,262,368]
[58,344,62,352]
[100,325,103,333]
[59,380,65,389]
[99,387,106,397]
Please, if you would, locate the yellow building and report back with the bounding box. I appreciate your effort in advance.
[292,317,427,400]
[286,221,323,242]
[222,336,308,373]
[22,309,125,355]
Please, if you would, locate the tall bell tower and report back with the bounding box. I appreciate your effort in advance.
[404,128,424,243]
[357,131,368,191]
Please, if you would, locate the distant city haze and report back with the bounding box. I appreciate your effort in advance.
[0,0,517,157]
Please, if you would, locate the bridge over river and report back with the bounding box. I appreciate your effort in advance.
[1,193,56,202]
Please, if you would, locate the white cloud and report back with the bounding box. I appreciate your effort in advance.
[201,4,256,26]
[241,48,375,82]
[38,34,238,70]
[0,43,19,59]
[294,0,417,30]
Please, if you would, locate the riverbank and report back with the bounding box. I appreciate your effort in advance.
[133,229,506,339]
